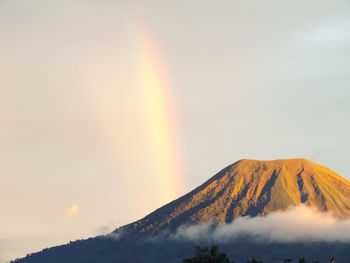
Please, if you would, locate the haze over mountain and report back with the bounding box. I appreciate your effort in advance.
[13,158,350,263]
[117,158,350,236]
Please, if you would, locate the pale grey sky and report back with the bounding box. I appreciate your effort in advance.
[1,0,350,262]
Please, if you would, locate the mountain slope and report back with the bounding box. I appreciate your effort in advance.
[13,158,350,263]
[13,236,350,263]
[117,158,350,235]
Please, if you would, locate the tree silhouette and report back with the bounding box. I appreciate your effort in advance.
[183,245,234,263]
[247,258,263,263]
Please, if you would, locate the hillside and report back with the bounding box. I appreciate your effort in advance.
[12,158,350,263]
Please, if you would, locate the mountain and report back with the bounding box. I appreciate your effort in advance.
[117,158,350,236]
[12,158,350,263]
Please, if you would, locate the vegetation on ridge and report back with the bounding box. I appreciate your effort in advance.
[183,245,326,263]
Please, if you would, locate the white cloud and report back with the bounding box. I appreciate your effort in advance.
[171,205,350,243]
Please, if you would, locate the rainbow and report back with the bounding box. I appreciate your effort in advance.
[139,34,184,203]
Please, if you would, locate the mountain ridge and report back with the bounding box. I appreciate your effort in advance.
[115,158,350,236]
[13,158,350,263]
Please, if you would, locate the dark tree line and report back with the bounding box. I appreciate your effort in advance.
[183,245,234,263]
[183,246,325,263]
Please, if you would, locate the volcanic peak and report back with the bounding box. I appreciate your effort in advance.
[117,158,350,235]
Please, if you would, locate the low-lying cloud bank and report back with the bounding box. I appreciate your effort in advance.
[170,205,350,243]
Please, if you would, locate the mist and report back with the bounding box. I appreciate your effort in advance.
[170,205,350,243]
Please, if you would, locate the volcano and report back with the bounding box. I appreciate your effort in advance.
[13,158,350,263]
[117,158,350,236]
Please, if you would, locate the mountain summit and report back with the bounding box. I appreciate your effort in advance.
[117,158,350,235]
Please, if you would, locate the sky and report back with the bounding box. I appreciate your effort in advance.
[1,0,350,261]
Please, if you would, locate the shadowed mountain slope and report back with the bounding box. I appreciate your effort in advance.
[117,158,350,235]
[13,158,350,263]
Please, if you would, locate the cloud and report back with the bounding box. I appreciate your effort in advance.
[66,204,79,217]
[170,205,350,243]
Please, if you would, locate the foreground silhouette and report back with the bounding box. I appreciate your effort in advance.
[183,246,329,263]
[183,246,235,263]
